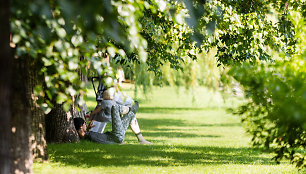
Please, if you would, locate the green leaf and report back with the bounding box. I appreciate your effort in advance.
[42,57,53,66]
[41,103,52,114]
[56,28,67,38]
[63,102,71,112]
[56,93,68,104]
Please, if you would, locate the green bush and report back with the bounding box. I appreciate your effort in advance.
[229,12,305,168]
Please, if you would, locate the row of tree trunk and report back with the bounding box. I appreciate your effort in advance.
[9,57,84,173]
[11,57,85,173]
[1,2,89,173]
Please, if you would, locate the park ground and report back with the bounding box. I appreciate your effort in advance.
[34,84,301,174]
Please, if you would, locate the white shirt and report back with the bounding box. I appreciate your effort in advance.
[114,91,134,107]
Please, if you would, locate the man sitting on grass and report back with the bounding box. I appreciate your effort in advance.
[88,87,152,144]
[74,88,152,144]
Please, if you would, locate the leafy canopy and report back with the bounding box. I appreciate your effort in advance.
[11,0,196,112]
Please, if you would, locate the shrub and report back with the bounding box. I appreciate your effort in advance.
[229,12,305,168]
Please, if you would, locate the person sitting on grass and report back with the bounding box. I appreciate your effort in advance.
[75,88,152,144]
[88,87,152,144]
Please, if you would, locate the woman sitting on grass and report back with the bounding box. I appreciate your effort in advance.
[74,88,152,144]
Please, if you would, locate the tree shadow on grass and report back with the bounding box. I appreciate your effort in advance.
[137,117,241,131]
[48,142,276,168]
[48,105,276,168]
[137,118,191,128]
[97,116,222,139]
[86,101,207,113]
[199,123,242,127]
[128,115,235,139]
[142,131,220,138]
[138,107,206,114]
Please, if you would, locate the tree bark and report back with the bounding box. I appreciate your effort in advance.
[26,62,48,161]
[46,103,80,143]
[11,57,33,174]
[30,103,47,161]
[46,62,88,143]
[0,0,12,173]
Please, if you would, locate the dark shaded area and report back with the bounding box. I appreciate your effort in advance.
[0,0,12,173]
[84,103,241,141]
[124,116,221,142]
[48,142,275,167]
[46,104,80,143]
[199,123,242,127]
[46,102,278,168]
[136,117,241,130]
[143,131,220,138]
[70,102,259,168]
[137,118,190,128]
[138,107,216,114]
[46,110,271,168]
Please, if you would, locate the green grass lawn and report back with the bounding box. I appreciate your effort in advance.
[34,84,301,173]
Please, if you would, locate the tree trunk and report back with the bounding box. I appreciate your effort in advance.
[30,102,47,161]
[46,63,88,143]
[11,57,32,174]
[0,0,12,173]
[46,104,80,143]
[26,62,47,161]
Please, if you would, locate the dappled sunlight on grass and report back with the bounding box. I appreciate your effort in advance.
[34,85,300,173]
[47,142,276,167]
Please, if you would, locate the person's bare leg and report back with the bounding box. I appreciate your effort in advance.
[130,117,153,144]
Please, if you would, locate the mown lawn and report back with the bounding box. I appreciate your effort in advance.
[34,84,301,173]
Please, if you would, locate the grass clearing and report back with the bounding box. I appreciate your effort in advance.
[34,84,301,173]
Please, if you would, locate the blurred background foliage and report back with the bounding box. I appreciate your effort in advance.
[108,1,306,168]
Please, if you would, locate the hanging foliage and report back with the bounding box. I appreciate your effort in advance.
[229,11,305,168]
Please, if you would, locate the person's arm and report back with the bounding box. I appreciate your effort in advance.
[115,100,124,105]
[88,105,103,119]
[87,120,95,131]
